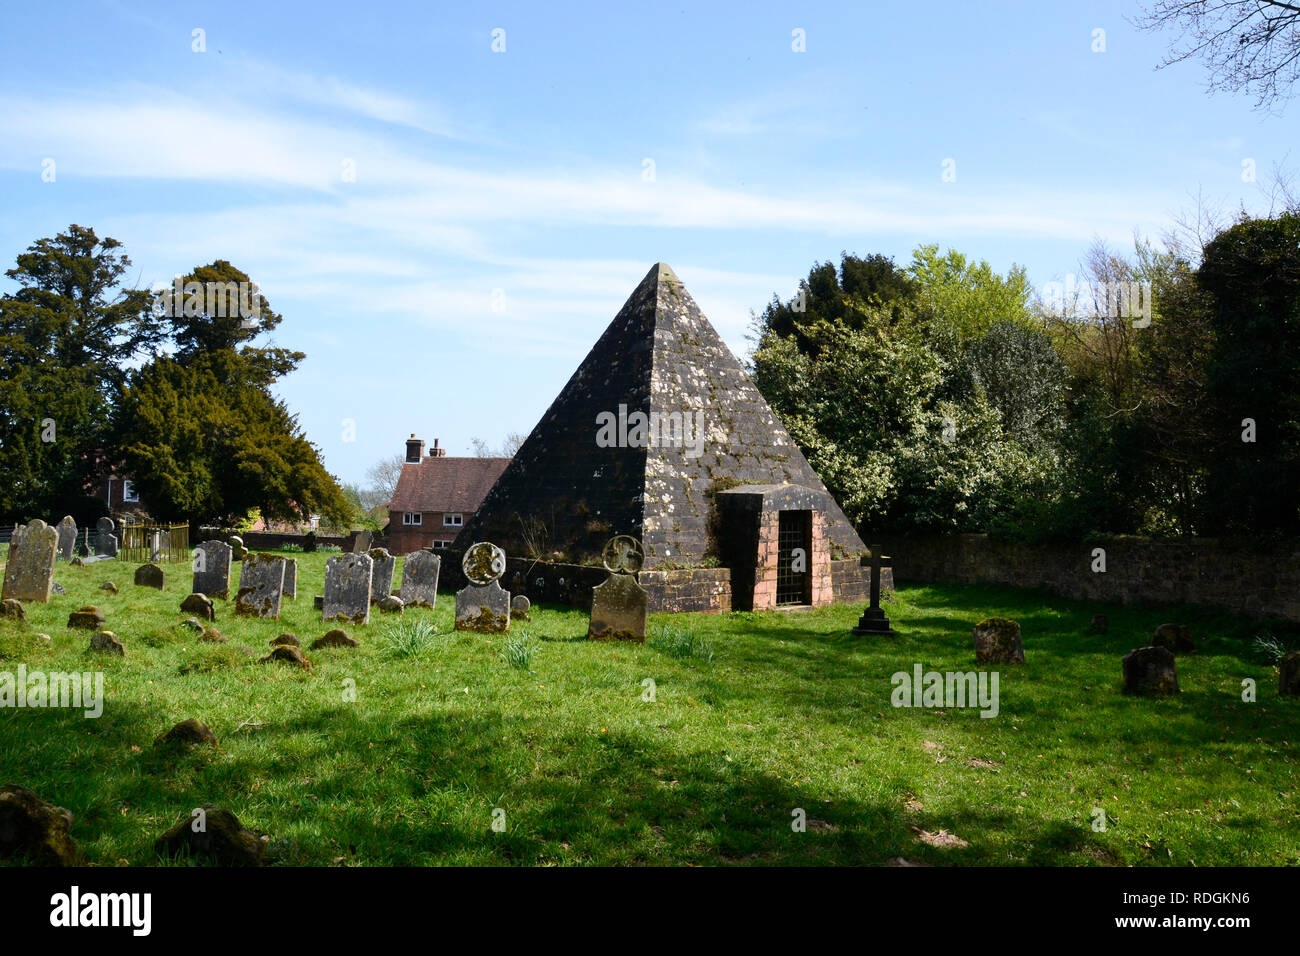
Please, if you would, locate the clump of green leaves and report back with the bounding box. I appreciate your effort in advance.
[502,633,537,670]
[650,625,714,663]
[382,618,441,659]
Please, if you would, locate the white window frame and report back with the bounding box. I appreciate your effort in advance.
[122,480,139,503]
[402,512,423,526]
[433,539,449,549]
[443,513,463,527]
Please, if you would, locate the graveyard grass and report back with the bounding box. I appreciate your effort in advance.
[0,548,1295,867]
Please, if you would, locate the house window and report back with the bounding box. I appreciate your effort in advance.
[444,513,463,527]
[402,512,423,526]
[433,540,449,549]
[122,480,139,503]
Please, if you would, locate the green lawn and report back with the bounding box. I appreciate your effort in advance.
[1,548,1296,866]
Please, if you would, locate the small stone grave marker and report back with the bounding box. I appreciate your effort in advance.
[455,542,511,632]
[134,563,165,591]
[588,535,647,642]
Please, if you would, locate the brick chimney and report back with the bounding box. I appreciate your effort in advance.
[430,438,446,458]
[405,434,425,463]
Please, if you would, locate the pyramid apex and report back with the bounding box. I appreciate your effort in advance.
[646,261,680,285]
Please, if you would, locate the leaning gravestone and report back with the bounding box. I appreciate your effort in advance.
[282,558,297,599]
[352,530,373,554]
[588,535,648,642]
[368,548,395,605]
[56,516,77,561]
[455,542,511,633]
[94,517,118,557]
[2,519,58,603]
[134,563,165,591]
[399,550,440,609]
[234,553,287,619]
[228,535,248,561]
[323,553,373,625]
[192,540,232,599]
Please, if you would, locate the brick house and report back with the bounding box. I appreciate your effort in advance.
[385,435,510,555]
[94,473,149,517]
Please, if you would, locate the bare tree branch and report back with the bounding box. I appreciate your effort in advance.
[1135,0,1300,109]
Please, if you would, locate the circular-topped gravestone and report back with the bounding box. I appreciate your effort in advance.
[602,535,644,575]
[463,542,506,585]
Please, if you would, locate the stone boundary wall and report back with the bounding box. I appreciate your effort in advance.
[875,533,1300,622]
[437,549,731,613]
[437,549,876,614]
[210,530,378,553]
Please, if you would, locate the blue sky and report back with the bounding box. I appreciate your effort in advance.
[1,0,1293,486]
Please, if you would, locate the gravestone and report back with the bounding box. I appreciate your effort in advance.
[134,563,165,591]
[974,617,1024,664]
[455,542,511,633]
[67,606,105,630]
[235,553,287,619]
[55,516,77,561]
[180,593,215,621]
[511,594,531,620]
[2,519,58,603]
[368,548,395,605]
[228,535,248,560]
[399,550,440,609]
[323,553,373,625]
[89,631,125,655]
[352,530,373,554]
[1279,651,1300,697]
[588,535,647,642]
[192,540,232,599]
[94,517,118,557]
[852,545,897,636]
[1122,646,1179,696]
[282,558,297,600]
[1153,623,1195,654]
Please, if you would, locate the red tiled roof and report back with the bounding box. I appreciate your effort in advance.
[389,457,510,514]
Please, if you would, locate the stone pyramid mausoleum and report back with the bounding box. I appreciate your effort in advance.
[453,263,870,612]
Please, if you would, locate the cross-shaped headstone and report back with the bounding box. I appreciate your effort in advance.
[852,543,897,636]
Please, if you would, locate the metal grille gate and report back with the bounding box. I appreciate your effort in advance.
[776,510,811,606]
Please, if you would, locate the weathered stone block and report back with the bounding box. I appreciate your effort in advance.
[973,617,1024,664]
[1122,646,1179,697]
